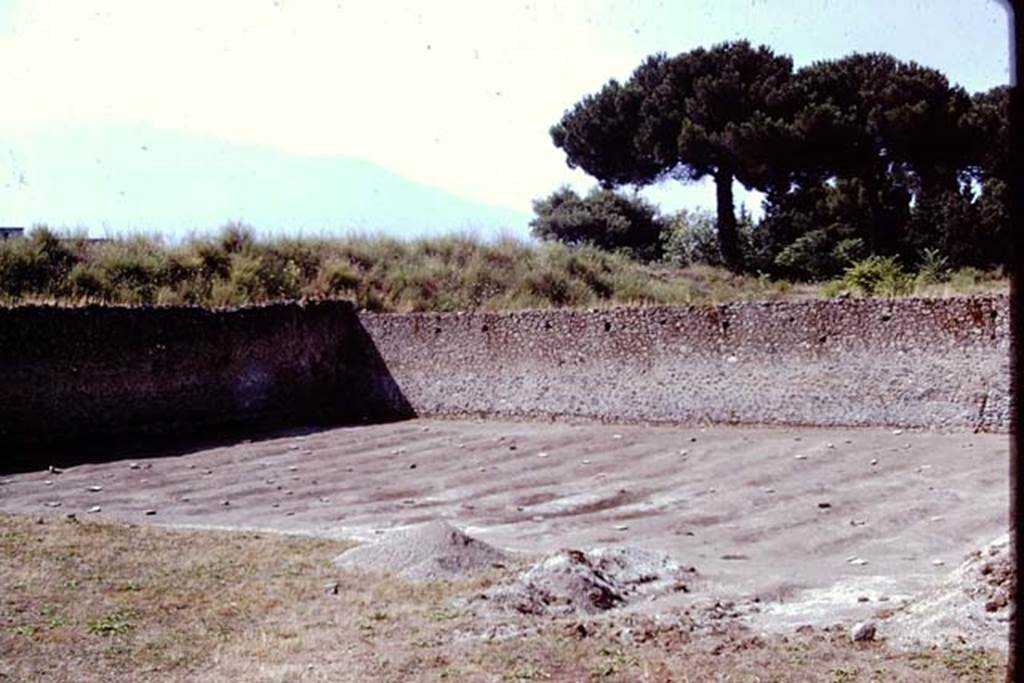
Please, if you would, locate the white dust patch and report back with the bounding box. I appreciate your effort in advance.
[333,520,509,581]
[749,575,912,631]
[883,534,1014,651]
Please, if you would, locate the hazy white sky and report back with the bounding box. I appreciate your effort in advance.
[0,0,1012,231]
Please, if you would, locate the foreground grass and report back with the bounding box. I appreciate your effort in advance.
[0,513,1006,682]
[0,227,1007,312]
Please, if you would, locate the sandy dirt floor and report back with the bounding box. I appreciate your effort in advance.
[0,418,1009,634]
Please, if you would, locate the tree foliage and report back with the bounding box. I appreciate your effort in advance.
[530,186,665,261]
[544,42,1010,279]
[551,41,794,270]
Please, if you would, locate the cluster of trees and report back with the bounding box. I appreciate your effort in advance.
[532,42,1009,279]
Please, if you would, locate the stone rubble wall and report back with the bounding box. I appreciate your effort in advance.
[358,296,1010,431]
[0,300,406,451]
[0,295,1010,456]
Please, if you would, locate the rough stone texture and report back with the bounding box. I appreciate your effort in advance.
[359,296,1010,431]
[484,546,691,616]
[1,295,1010,460]
[0,301,411,454]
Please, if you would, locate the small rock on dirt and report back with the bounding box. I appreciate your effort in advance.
[851,621,876,642]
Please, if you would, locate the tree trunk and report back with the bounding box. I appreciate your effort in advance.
[714,168,743,271]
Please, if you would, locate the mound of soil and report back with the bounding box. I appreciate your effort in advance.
[884,534,1014,651]
[333,520,508,581]
[483,546,693,616]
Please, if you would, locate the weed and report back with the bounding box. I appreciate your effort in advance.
[86,609,135,636]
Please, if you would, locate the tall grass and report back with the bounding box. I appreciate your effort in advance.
[0,225,1007,311]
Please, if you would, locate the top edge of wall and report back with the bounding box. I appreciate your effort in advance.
[357,293,1009,318]
[0,299,358,314]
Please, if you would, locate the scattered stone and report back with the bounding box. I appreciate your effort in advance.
[65,512,77,520]
[324,582,340,595]
[484,546,690,616]
[48,465,63,474]
[333,520,508,582]
[870,458,878,466]
[851,621,876,642]
[613,434,623,439]
[678,450,688,456]
[532,515,544,522]
[409,463,417,469]
[857,596,870,603]
[763,487,775,494]
[44,480,53,486]
[794,454,807,460]
[44,501,61,508]
[849,519,867,526]
[88,506,101,514]
[581,459,591,465]
[932,559,945,567]
[288,466,298,472]
[143,509,157,516]
[129,462,141,470]
[849,558,869,566]
[929,515,944,522]
[537,452,549,458]
[221,500,231,507]
[87,485,103,492]
[613,524,629,531]
[885,534,1013,650]
[892,429,904,435]
[817,502,832,509]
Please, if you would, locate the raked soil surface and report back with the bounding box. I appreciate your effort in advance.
[0,418,1009,636]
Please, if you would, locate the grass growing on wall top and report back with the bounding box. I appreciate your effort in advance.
[0,225,1006,312]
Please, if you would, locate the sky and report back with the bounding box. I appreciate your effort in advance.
[0,0,1013,238]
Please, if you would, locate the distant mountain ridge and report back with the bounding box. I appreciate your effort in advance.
[0,125,532,240]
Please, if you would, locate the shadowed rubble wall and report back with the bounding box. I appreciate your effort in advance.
[1,296,1010,453]
[359,296,1010,431]
[0,301,409,450]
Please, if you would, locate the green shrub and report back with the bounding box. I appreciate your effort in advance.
[915,248,951,285]
[840,256,914,297]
